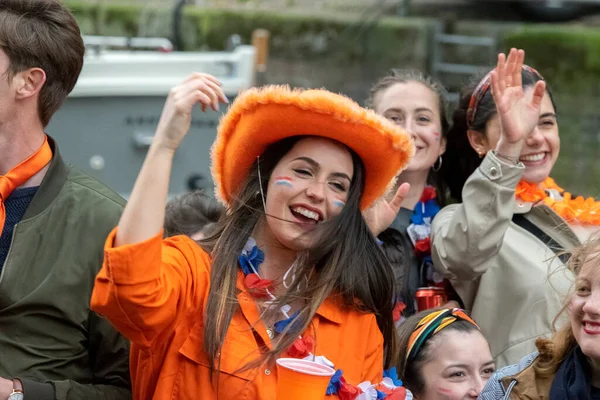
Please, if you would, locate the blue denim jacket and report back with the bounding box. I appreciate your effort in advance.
[479,352,539,400]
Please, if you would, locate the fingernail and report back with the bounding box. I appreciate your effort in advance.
[225,96,230,103]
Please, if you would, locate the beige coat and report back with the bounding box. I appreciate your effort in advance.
[432,152,582,368]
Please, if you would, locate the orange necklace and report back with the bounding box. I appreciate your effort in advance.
[515,177,600,225]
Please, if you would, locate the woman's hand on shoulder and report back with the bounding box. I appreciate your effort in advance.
[153,73,229,152]
[491,48,546,153]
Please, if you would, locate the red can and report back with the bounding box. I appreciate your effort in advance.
[415,287,447,312]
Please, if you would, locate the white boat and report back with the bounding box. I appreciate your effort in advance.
[47,36,255,198]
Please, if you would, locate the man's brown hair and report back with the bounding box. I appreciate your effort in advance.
[0,0,85,126]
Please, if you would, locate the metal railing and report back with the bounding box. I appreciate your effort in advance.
[430,21,497,104]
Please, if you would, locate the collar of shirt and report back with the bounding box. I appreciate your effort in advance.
[234,269,342,347]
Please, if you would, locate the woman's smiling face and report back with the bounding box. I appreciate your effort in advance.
[263,137,354,250]
[477,88,559,184]
[417,330,495,400]
[374,81,446,173]
[570,251,600,362]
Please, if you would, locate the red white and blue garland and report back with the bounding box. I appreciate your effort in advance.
[326,366,411,400]
[407,186,442,286]
[238,239,412,399]
[392,186,450,324]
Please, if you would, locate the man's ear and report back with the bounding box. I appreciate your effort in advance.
[15,68,46,100]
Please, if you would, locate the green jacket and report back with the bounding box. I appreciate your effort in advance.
[0,138,131,400]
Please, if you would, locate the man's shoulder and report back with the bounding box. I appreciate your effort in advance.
[64,165,126,210]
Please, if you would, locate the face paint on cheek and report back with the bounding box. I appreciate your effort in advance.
[436,387,454,395]
[434,132,441,142]
[274,176,293,188]
[333,196,346,208]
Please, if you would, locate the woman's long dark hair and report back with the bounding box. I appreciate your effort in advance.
[442,69,557,202]
[201,135,398,373]
[366,69,450,308]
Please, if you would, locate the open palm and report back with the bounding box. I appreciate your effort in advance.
[363,183,410,237]
[491,49,546,145]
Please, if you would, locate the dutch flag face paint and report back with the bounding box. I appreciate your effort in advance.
[333,197,346,208]
[274,176,293,188]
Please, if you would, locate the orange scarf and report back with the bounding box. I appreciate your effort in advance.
[0,135,52,235]
[516,177,600,225]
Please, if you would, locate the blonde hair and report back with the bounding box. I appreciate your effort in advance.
[534,232,600,377]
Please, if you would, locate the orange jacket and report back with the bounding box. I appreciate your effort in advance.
[91,229,384,400]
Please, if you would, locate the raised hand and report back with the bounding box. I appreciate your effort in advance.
[491,49,546,147]
[363,182,411,237]
[114,74,228,246]
[153,73,228,152]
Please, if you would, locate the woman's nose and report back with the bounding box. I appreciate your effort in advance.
[525,126,544,147]
[467,376,486,398]
[405,122,418,142]
[305,181,325,202]
[582,290,600,316]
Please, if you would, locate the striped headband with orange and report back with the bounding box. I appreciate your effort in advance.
[466,65,544,129]
[405,308,479,362]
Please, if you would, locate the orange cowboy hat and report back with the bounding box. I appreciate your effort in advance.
[211,85,414,210]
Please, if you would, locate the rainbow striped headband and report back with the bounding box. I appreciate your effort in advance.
[406,308,479,362]
[466,65,544,129]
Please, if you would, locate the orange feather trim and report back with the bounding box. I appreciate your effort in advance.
[516,178,600,225]
[211,85,414,210]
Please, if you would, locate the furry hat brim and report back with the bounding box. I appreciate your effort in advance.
[211,85,414,210]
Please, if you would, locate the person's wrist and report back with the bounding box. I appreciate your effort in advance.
[371,225,383,237]
[493,151,520,165]
[149,140,177,158]
[8,379,23,399]
[12,379,22,393]
[495,139,524,160]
